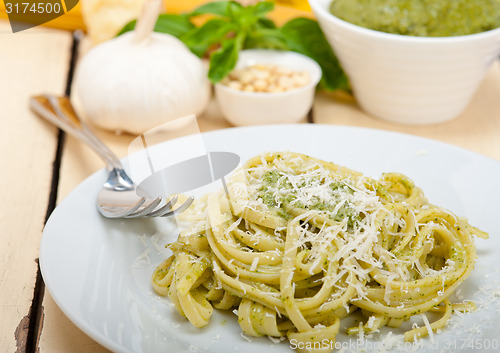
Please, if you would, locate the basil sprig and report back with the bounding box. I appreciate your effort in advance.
[117,1,349,91]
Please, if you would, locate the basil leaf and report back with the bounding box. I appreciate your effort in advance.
[232,1,272,30]
[281,18,349,91]
[245,28,287,50]
[256,17,277,29]
[251,1,274,18]
[154,14,196,37]
[117,20,136,36]
[117,14,195,38]
[190,1,242,17]
[208,33,245,83]
[182,18,235,57]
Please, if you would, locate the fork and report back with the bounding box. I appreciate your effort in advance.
[29,94,193,218]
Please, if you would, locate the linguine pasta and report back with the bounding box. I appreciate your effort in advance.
[152,152,487,352]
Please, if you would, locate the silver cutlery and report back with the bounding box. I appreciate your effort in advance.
[30,94,193,218]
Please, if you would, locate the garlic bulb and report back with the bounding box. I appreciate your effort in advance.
[74,0,211,134]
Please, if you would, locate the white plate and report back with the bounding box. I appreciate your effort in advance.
[40,125,500,353]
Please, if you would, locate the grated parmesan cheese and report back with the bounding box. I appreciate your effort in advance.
[131,249,150,268]
[421,314,434,343]
[250,257,259,272]
[240,332,252,342]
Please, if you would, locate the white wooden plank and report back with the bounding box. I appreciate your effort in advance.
[0,21,72,352]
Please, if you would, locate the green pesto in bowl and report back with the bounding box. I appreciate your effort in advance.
[329,0,500,37]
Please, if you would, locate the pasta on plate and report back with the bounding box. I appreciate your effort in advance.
[152,152,487,352]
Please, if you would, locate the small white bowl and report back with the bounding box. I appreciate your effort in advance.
[309,0,500,124]
[215,49,322,126]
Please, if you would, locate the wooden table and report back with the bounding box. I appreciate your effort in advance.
[1,21,500,353]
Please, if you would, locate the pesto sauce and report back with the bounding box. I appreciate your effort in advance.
[329,0,500,37]
[257,170,360,226]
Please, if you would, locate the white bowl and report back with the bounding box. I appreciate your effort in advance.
[215,49,322,126]
[309,0,500,124]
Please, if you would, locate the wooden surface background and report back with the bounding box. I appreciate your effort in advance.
[1,20,500,353]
